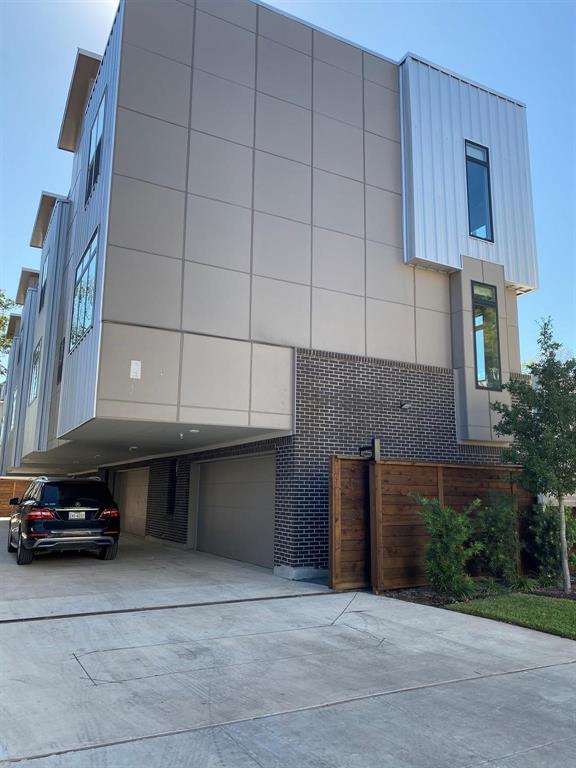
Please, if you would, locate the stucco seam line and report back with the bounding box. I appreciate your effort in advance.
[248,5,259,381]
[361,49,368,357]
[5,659,575,764]
[308,27,315,348]
[176,0,198,421]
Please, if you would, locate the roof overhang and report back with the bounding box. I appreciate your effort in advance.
[399,52,526,108]
[15,268,40,305]
[30,192,68,248]
[57,48,102,152]
[6,314,21,339]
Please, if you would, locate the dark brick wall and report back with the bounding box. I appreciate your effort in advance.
[146,457,190,543]
[271,348,503,570]
[106,348,504,569]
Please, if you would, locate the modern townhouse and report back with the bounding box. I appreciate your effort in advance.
[1,0,538,579]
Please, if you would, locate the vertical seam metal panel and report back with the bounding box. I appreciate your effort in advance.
[402,56,537,289]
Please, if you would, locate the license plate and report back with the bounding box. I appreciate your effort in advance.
[69,511,85,520]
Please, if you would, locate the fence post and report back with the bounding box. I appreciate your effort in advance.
[437,465,445,506]
[369,461,384,594]
[329,456,341,589]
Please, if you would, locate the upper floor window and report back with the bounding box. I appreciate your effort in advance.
[472,282,501,390]
[69,232,98,352]
[29,340,42,404]
[39,253,49,311]
[85,93,106,205]
[466,141,493,241]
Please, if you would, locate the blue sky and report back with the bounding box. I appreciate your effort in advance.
[1,0,574,362]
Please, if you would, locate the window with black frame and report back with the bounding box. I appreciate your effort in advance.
[69,232,98,352]
[39,253,49,311]
[466,141,493,241]
[85,93,106,204]
[56,337,66,384]
[17,326,24,365]
[472,282,501,390]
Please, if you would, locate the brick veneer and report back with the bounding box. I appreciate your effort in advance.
[272,348,502,571]
[107,348,503,570]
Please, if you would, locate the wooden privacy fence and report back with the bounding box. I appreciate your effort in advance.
[329,457,533,592]
[0,477,32,516]
[329,456,371,590]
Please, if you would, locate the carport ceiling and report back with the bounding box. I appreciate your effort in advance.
[17,419,290,474]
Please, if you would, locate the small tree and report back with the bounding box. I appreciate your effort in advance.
[492,319,576,593]
[0,288,15,382]
[415,496,482,598]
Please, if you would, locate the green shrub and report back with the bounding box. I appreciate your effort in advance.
[477,493,520,586]
[414,496,482,599]
[523,504,576,585]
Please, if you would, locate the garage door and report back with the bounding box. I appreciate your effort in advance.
[197,455,275,568]
[116,468,149,536]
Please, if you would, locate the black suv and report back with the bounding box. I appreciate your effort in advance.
[7,477,120,565]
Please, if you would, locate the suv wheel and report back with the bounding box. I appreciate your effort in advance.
[98,541,118,561]
[6,524,16,553]
[16,531,34,565]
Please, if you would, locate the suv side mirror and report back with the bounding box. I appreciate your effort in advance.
[9,497,20,506]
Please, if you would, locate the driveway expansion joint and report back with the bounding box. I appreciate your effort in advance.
[0,589,333,625]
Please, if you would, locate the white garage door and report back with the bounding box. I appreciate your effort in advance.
[197,455,275,568]
[116,468,149,536]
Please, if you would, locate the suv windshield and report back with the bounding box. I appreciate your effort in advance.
[40,482,114,508]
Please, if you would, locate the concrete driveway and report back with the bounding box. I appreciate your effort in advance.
[0,524,327,621]
[0,523,575,766]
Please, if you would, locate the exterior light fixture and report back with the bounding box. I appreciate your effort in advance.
[189,429,200,433]
[400,401,412,410]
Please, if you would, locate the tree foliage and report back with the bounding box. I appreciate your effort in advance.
[523,504,576,585]
[492,318,576,592]
[0,288,15,381]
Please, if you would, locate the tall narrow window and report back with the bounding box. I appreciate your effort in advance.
[85,93,106,204]
[29,340,42,403]
[17,326,24,365]
[472,282,501,390]
[57,337,65,384]
[70,232,98,352]
[39,252,49,311]
[466,141,493,241]
[10,390,17,431]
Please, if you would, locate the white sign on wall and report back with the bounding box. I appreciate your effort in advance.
[130,360,142,380]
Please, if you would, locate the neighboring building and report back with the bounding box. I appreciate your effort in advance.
[0,0,538,578]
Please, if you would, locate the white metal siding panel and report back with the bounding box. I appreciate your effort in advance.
[9,290,39,470]
[401,56,538,290]
[21,201,71,459]
[58,4,124,437]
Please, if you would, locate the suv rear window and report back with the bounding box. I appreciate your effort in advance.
[40,482,114,508]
